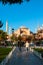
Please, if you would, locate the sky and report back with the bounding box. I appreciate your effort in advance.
[0,0,43,33]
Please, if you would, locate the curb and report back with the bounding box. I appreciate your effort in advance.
[31,48,43,60]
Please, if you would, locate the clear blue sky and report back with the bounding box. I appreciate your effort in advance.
[0,0,43,33]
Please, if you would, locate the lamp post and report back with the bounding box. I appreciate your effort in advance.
[12,28,14,34]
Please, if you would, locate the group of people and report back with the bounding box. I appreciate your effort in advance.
[18,40,29,51]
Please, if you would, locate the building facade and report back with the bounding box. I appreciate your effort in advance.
[14,26,30,37]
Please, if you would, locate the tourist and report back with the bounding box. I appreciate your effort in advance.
[25,41,29,51]
[18,40,21,51]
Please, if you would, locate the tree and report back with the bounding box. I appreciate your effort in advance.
[27,35,32,43]
[18,35,22,41]
[11,34,18,42]
[0,21,3,28]
[2,32,7,40]
[0,0,30,4]
[0,30,3,40]
[0,30,7,41]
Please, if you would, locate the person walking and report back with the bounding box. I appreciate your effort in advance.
[25,41,29,51]
[18,40,21,51]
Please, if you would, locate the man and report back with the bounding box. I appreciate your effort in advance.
[18,40,21,51]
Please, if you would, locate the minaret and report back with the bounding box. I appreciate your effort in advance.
[37,24,40,32]
[6,21,8,33]
[41,24,43,29]
[9,27,11,34]
[35,28,37,33]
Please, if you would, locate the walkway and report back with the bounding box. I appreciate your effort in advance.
[6,47,43,65]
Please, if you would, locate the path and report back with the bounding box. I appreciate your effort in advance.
[6,47,43,65]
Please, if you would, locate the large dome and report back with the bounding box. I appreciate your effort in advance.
[14,26,30,37]
[20,26,28,29]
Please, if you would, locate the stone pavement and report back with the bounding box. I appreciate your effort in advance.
[6,47,43,65]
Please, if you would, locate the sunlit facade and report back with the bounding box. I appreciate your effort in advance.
[14,26,30,37]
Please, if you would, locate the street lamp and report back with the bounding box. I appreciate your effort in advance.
[12,28,14,34]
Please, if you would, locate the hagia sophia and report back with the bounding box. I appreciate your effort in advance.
[6,21,43,41]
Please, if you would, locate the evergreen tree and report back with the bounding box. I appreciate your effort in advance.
[0,0,30,4]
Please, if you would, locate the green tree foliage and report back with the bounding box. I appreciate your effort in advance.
[0,0,30,4]
[18,35,22,41]
[11,34,18,42]
[32,33,36,43]
[11,34,15,42]
[27,35,32,43]
[0,30,7,41]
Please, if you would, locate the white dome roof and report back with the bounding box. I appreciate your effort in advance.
[20,26,26,28]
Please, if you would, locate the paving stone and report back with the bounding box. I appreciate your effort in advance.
[6,47,43,65]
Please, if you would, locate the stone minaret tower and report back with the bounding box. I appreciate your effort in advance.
[41,24,43,29]
[6,21,8,33]
[37,24,40,31]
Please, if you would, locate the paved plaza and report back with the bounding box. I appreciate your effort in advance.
[6,47,43,65]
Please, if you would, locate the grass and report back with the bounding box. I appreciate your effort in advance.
[0,47,12,63]
[33,48,43,54]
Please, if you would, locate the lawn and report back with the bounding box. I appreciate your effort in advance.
[0,47,12,63]
[33,48,43,54]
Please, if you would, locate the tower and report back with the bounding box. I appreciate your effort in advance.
[41,24,43,29]
[6,21,8,33]
[9,27,11,34]
[37,24,40,32]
